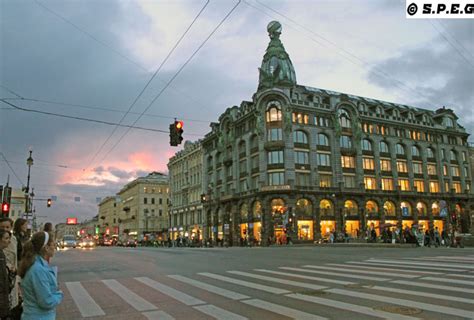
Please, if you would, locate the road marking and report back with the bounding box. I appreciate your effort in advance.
[65,282,106,317]
[326,263,440,275]
[286,293,419,320]
[242,299,327,320]
[193,305,248,320]
[282,266,391,282]
[368,259,474,270]
[368,285,474,305]
[227,270,327,290]
[347,261,466,272]
[445,274,474,279]
[142,310,175,320]
[420,276,474,286]
[404,257,474,263]
[433,256,474,261]
[168,275,250,300]
[198,272,290,294]
[327,288,474,319]
[135,277,205,306]
[316,264,418,279]
[102,279,157,311]
[255,269,355,285]
[391,280,474,294]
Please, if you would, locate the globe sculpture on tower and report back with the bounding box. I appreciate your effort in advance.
[258,21,297,90]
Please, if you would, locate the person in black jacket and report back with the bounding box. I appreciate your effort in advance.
[13,219,28,263]
[0,229,12,319]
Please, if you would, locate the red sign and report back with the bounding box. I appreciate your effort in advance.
[106,228,110,235]
[66,217,78,225]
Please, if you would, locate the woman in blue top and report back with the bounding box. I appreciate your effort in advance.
[18,232,63,320]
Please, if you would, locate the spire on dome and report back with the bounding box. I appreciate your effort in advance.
[258,21,297,90]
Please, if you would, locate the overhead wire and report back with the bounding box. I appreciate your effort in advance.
[0,152,25,186]
[33,0,211,115]
[83,0,210,171]
[94,0,242,167]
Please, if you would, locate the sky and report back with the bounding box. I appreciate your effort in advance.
[1,0,473,225]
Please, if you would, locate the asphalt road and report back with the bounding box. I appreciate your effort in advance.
[53,245,474,320]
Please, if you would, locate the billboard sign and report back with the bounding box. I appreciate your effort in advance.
[66,217,78,225]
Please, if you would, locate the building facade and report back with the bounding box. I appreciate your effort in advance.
[201,21,473,246]
[168,140,204,241]
[115,172,170,240]
[98,196,120,237]
[8,188,27,223]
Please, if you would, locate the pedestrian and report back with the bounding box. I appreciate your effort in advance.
[434,227,441,247]
[14,218,29,263]
[0,228,12,320]
[43,223,53,233]
[19,231,63,320]
[441,228,449,247]
[0,217,20,316]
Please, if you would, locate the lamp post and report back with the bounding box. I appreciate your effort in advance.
[24,150,34,220]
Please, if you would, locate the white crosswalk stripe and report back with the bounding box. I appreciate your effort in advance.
[368,258,474,270]
[60,254,474,320]
[346,260,467,272]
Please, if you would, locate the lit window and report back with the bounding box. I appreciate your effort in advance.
[381,178,394,191]
[453,182,462,193]
[341,156,355,168]
[427,164,437,175]
[266,106,282,122]
[451,165,460,177]
[414,180,425,192]
[429,181,440,193]
[443,165,448,176]
[398,179,410,191]
[292,112,309,124]
[364,177,377,190]
[319,175,332,188]
[363,157,375,170]
[396,160,408,173]
[380,159,391,171]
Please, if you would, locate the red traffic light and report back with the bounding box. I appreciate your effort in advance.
[2,202,9,213]
[175,121,183,130]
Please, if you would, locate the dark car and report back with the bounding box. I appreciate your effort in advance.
[126,239,137,247]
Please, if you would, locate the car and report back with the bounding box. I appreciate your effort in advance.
[126,239,137,247]
[103,238,113,246]
[61,235,77,248]
[79,238,95,248]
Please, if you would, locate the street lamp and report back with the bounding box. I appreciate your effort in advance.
[24,150,34,217]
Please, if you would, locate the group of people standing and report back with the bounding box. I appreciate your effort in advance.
[1,218,63,320]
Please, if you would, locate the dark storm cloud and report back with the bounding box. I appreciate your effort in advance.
[367,20,474,136]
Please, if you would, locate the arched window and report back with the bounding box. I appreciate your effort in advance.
[358,103,367,112]
[431,202,440,216]
[240,203,248,221]
[271,198,285,215]
[375,106,383,115]
[401,201,412,216]
[293,130,308,144]
[396,144,405,155]
[266,106,282,122]
[317,133,329,146]
[362,139,372,151]
[319,199,334,216]
[450,150,457,161]
[426,147,434,158]
[444,117,455,128]
[339,109,351,128]
[412,145,420,157]
[379,141,389,153]
[296,198,313,216]
[344,200,358,215]
[252,201,262,219]
[393,109,400,117]
[340,135,352,148]
[383,201,396,216]
[366,200,379,214]
[207,156,213,168]
[250,135,258,151]
[416,202,427,215]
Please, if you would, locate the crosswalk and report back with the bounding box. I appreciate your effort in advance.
[57,254,474,320]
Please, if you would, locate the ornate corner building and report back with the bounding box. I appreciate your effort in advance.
[197,21,473,246]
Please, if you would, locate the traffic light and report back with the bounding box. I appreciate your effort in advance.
[1,186,11,217]
[169,120,184,146]
[47,198,52,207]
